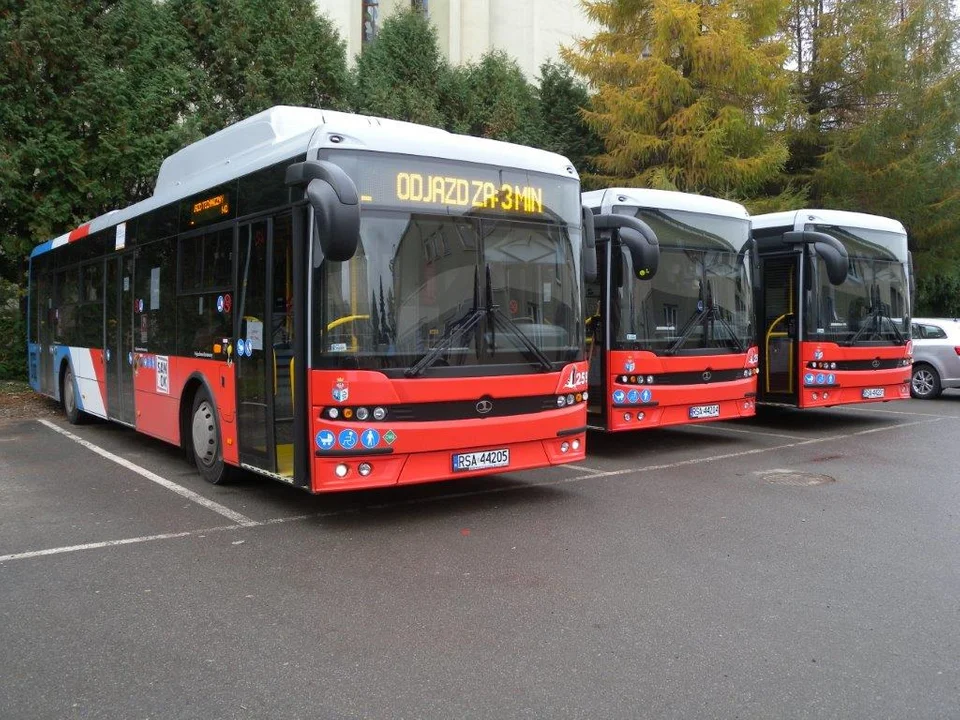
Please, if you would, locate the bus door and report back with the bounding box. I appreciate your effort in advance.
[586,240,610,428]
[235,214,296,478]
[105,253,136,424]
[36,269,54,395]
[760,253,800,402]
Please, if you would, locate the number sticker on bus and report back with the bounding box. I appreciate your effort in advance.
[452,449,510,472]
[862,388,885,399]
[689,404,721,419]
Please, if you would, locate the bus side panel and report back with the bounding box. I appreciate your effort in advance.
[54,346,108,418]
[28,343,41,392]
[158,356,239,465]
[133,352,180,444]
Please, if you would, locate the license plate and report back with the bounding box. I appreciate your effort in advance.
[862,388,885,399]
[689,403,721,419]
[452,448,510,472]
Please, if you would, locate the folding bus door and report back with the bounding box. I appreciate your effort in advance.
[760,254,800,403]
[235,214,296,479]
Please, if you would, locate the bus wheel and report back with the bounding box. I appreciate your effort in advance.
[190,389,232,484]
[62,366,84,425]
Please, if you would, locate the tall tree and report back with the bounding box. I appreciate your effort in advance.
[352,7,446,126]
[807,0,960,271]
[563,0,791,195]
[170,0,349,134]
[537,61,604,181]
[0,0,198,277]
[449,51,544,146]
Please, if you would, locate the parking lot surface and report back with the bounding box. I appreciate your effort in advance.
[2,395,959,719]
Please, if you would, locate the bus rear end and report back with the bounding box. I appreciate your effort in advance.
[307,149,587,491]
[583,188,758,432]
[752,210,912,409]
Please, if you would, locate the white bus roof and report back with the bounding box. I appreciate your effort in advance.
[34,106,577,257]
[751,209,906,235]
[582,187,749,219]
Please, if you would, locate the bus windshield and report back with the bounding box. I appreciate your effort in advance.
[806,225,910,346]
[609,207,753,355]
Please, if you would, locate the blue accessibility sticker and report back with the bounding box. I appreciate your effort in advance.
[827,374,835,384]
[338,429,358,450]
[316,430,335,450]
[236,339,245,356]
[217,295,224,313]
[640,389,652,403]
[361,429,380,449]
[612,389,626,404]
[816,373,825,384]
[627,389,640,404]
[805,373,815,385]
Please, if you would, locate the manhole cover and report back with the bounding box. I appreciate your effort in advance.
[757,469,836,486]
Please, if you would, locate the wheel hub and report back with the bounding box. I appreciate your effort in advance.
[192,401,218,466]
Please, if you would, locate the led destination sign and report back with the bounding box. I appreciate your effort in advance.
[324,151,580,224]
[191,192,231,224]
[395,173,544,214]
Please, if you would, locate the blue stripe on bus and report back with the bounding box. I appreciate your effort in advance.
[31,240,53,257]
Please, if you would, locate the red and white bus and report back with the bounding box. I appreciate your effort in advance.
[27,106,589,492]
[581,188,758,431]
[751,209,912,408]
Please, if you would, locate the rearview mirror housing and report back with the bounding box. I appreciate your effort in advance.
[594,213,660,280]
[286,160,360,263]
[783,230,848,286]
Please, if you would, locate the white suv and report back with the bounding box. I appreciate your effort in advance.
[910,318,960,398]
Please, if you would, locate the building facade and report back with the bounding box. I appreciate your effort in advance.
[315,0,592,80]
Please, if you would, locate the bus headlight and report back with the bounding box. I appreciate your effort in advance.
[335,464,349,478]
[557,395,567,407]
[560,441,570,453]
[358,462,372,476]
[572,439,581,451]
[356,407,369,421]
[373,407,387,420]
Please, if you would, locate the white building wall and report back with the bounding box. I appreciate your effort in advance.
[314,0,593,80]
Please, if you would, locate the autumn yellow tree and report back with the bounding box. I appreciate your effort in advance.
[563,0,791,195]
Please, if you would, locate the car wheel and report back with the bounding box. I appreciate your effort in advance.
[62,366,85,425]
[190,389,233,484]
[911,363,941,399]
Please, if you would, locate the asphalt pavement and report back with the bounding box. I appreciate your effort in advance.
[1,394,958,719]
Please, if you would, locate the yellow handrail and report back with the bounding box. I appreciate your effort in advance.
[326,314,370,331]
[764,313,792,394]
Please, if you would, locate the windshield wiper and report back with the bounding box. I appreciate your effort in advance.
[844,304,906,346]
[484,265,554,372]
[404,268,483,378]
[664,304,708,355]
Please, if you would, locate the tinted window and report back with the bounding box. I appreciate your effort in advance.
[179,227,234,293]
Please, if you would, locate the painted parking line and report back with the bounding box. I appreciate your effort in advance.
[835,405,960,419]
[682,423,805,441]
[5,415,946,564]
[37,419,257,527]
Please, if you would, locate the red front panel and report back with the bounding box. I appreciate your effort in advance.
[602,348,758,431]
[796,341,911,408]
[308,363,588,493]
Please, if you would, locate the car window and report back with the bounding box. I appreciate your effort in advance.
[911,324,922,339]
[923,324,948,339]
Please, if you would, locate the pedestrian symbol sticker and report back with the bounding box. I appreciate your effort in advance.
[640,389,652,403]
[361,429,380,449]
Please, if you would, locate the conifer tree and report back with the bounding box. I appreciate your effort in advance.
[563,0,791,195]
[537,62,604,183]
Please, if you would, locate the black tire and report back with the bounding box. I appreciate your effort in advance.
[190,389,233,484]
[62,366,85,425]
[911,363,942,399]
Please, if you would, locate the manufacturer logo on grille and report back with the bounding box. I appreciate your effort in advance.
[872,359,880,368]
[702,371,713,382]
[476,400,493,415]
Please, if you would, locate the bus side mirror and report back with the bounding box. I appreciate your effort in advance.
[784,230,848,286]
[286,160,360,262]
[595,213,660,280]
[582,206,597,283]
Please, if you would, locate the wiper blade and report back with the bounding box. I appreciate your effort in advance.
[405,268,482,378]
[664,305,709,355]
[484,265,553,372]
[844,305,905,346]
[709,306,746,353]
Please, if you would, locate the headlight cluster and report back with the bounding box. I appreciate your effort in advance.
[557,392,587,408]
[617,375,655,384]
[324,406,388,421]
[808,361,837,370]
